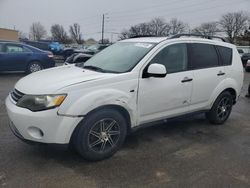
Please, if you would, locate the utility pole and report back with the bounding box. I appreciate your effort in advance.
[101,14,105,44]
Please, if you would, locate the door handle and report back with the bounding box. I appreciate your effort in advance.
[217,71,225,76]
[181,77,193,83]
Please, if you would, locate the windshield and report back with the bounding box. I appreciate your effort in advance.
[83,42,156,73]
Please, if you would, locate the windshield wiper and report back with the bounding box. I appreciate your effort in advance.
[83,65,107,73]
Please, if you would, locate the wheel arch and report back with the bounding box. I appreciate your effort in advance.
[222,88,237,104]
[69,104,132,145]
[26,59,42,72]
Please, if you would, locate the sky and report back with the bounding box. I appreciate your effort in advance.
[0,0,250,42]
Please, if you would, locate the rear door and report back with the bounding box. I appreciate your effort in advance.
[4,44,32,71]
[188,43,225,110]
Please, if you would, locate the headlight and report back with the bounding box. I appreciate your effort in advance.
[17,94,67,112]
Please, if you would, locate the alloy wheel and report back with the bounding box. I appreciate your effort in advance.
[87,118,121,153]
[30,63,42,73]
[216,97,232,121]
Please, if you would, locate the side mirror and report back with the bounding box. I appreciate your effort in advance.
[146,64,167,78]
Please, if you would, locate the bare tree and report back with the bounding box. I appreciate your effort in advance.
[119,18,171,39]
[18,30,28,39]
[29,22,47,41]
[51,24,69,43]
[119,22,151,39]
[219,11,249,43]
[149,18,171,36]
[119,17,188,39]
[168,18,188,35]
[193,22,220,36]
[69,23,83,44]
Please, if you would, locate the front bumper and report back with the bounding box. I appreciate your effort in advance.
[5,95,82,144]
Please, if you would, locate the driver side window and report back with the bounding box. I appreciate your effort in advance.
[150,43,188,73]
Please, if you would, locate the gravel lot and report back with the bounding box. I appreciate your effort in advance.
[0,71,250,188]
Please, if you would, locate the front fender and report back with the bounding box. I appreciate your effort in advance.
[58,89,137,126]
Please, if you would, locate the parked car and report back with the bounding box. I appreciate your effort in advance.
[83,44,109,55]
[62,44,109,61]
[64,53,93,65]
[62,48,84,60]
[6,35,243,161]
[48,42,64,55]
[22,40,64,55]
[0,41,55,73]
[245,60,250,72]
[237,49,244,57]
[241,53,250,67]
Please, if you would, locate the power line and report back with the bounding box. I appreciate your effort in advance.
[107,0,246,27]
[108,0,241,22]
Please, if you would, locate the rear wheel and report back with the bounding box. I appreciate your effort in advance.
[73,109,127,161]
[27,61,43,74]
[206,91,233,125]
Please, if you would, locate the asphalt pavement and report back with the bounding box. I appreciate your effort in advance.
[0,71,250,188]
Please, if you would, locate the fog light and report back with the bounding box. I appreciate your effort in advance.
[27,127,44,139]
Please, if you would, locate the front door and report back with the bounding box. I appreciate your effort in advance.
[138,43,193,124]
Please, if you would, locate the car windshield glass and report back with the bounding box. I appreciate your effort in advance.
[82,42,156,73]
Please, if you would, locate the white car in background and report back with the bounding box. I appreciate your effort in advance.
[6,34,244,161]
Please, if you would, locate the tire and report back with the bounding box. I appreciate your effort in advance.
[27,61,43,74]
[248,84,250,95]
[73,108,127,161]
[206,91,233,125]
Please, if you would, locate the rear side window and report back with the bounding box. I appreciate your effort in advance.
[190,43,219,69]
[217,46,232,66]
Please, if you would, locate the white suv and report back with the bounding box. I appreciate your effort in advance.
[6,35,244,161]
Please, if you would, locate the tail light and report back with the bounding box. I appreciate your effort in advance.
[48,53,54,58]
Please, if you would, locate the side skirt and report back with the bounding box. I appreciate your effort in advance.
[129,110,209,134]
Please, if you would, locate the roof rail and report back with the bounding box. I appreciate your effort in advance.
[170,33,226,42]
[129,35,156,38]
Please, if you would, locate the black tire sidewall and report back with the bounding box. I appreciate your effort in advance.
[248,84,250,95]
[207,91,233,124]
[75,109,127,161]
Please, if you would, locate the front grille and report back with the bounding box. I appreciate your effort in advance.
[11,89,24,103]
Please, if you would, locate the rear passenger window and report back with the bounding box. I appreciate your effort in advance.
[190,43,219,69]
[217,46,232,65]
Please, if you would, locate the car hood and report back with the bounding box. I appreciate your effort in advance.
[15,65,111,94]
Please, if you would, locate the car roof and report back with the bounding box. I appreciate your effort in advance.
[120,37,167,43]
[120,37,234,48]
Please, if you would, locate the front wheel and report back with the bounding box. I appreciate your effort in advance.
[73,109,127,161]
[206,91,233,125]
